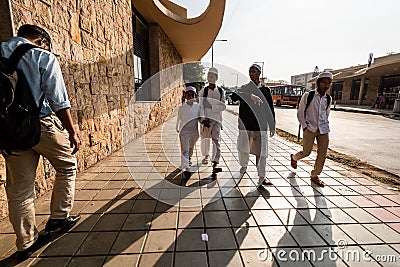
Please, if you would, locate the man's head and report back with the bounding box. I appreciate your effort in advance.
[249,64,261,83]
[316,72,333,93]
[207,67,218,84]
[17,24,51,51]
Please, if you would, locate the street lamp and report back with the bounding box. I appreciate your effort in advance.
[211,39,227,67]
[255,61,264,82]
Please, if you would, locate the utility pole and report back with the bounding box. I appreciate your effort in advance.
[211,39,227,67]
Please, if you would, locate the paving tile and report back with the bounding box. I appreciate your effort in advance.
[142,230,175,253]
[106,199,135,214]
[342,207,382,223]
[288,225,327,246]
[30,257,71,266]
[93,189,121,200]
[223,197,249,210]
[338,224,383,244]
[239,249,274,267]
[313,224,356,246]
[103,255,140,267]
[359,245,400,267]
[122,213,152,231]
[208,251,243,267]
[260,226,297,248]
[110,231,146,254]
[178,211,204,229]
[345,195,381,208]
[362,223,400,243]
[204,211,230,228]
[320,208,358,224]
[79,200,111,214]
[0,234,15,258]
[150,212,177,230]
[297,209,332,225]
[175,228,206,251]
[235,226,267,249]
[174,252,207,266]
[131,199,157,213]
[68,256,106,266]
[325,196,358,208]
[228,210,257,227]
[387,223,400,234]
[365,208,400,223]
[75,232,118,255]
[93,214,127,231]
[207,228,237,250]
[41,232,87,256]
[336,245,381,266]
[275,209,308,225]
[364,195,399,207]
[252,209,282,226]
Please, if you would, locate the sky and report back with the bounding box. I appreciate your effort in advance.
[170,0,400,83]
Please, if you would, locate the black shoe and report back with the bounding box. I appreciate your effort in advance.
[16,232,50,262]
[45,215,81,233]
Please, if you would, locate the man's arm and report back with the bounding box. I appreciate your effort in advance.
[56,108,80,154]
[297,93,308,130]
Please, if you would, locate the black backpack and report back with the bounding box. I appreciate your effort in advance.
[203,86,223,101]
[0,43,44,151]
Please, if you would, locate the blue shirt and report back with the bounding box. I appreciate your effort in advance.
[1,37,71,117]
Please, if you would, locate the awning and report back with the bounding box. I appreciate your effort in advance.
[132,0,226,62]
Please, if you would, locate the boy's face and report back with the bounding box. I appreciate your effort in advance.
[207,72,218,84]
[185,91,196,100]
[318,78,332,93]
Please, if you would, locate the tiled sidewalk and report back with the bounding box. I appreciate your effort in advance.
[1,111,400,266]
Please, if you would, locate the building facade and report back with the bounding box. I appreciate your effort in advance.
[309,54,400,108]
[0,0,225,218]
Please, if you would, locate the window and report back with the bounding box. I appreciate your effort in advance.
[331,82,343,100]
[132,7,150,100]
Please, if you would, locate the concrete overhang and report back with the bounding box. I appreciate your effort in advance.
[132,0,226,62]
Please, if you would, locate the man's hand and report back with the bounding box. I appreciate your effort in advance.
[269,130,275,137]
[250,94,263,105]
[69,132,80,155]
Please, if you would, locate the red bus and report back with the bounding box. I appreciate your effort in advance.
[269,84,305,107]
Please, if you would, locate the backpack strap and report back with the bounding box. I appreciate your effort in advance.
[203,86,223,101]
[305,90,331,111]
[6,43,37,71]
[203,86,209,98]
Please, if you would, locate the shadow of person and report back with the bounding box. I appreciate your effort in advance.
[271,173,335,267]
[152,184,271,266]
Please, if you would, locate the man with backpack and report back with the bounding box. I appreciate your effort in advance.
[290,72,333,187]
[199,67,226,174]
[0,24,80,261]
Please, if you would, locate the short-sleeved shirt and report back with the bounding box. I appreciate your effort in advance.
[0,37,71,117]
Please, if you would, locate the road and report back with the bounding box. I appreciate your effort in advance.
[225,104,400,177]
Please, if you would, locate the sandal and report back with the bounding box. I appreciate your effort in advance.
[310,176,325,187]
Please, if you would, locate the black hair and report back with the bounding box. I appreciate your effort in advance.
[17,24,51,46]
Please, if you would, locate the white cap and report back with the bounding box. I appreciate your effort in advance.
[185,86,197,93]
[318,72,333,80]
[208,67,218,75]
[250,63,262,72]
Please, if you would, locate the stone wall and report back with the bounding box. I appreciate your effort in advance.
[0,0,183,219]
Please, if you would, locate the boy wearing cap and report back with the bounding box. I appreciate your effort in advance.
[290,72,333,187]
[231,64,275,187]
[198,67,226,173]
[176,86,200,173]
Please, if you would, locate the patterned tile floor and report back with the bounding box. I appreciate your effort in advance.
[1,112,400,266]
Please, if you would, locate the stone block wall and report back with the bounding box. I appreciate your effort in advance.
[0,0,184,219]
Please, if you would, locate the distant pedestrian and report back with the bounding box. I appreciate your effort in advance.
[290,72,333,187]
[231,64,275,187]
[379,93,387,110]
[199,67,226,174]
[176,86,200,174]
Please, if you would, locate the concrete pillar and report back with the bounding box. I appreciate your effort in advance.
[357,76,366,105]
[0,0,14,41]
